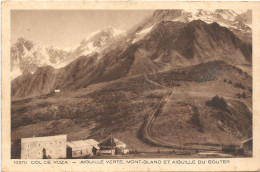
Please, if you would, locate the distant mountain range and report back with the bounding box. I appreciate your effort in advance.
[11,27,125,79]
[11,9,252,98]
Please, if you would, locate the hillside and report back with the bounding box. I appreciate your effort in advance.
[134,20,251,65]
[11,61,252,151]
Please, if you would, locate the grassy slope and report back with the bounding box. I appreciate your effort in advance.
[11,61,252,151]
[151,81,252,148]
[12,75,166,150]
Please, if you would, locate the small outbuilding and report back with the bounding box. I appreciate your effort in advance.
[99,137,129,155]
[66,139,99,158]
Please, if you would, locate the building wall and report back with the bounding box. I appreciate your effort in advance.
[99,149,115,155]
[21,135,66,159]
[117,144,126,148]
[11,139,21,159]
[71,146,93,158]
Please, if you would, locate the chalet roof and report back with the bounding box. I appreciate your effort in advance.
[66,142,76,148]
[71,140,87,147]
[84,139,99,146]
[99,137,126,147]
[21,135,67,143]
[67,139,100,149]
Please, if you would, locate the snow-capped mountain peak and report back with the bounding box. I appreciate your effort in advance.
[185,9,239,24]
[144,9,252,42]
[82,27,125,44]
[11,27,126,80]
[71,27,125,59]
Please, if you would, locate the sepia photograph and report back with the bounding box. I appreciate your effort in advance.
[9,9,253,160]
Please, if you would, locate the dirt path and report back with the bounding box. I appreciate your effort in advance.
[144,75,166,88]
[142,75,180,148]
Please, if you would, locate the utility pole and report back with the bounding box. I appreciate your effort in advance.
[111,120,114,155]
[111,131,113,155]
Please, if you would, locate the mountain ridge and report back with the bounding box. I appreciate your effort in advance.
[11,19,251,98]
[11,9,251,80]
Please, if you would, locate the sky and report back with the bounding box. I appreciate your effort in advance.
[11,9,249,48]
[11,10,154,48]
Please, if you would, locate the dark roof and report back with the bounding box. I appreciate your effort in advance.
[99,137,125,147]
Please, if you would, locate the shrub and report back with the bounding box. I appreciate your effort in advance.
[241,92,246,98]
[188,106,204,133]
[228,80,232,84]
[223,79,226,82]
[235,83,245,89]
[206,95,228,111]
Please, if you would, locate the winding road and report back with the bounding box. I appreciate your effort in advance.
[141,75,252,150]
[142,75,181,149]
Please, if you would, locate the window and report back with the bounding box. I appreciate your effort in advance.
[39,143,40,147]
[27,144,30,148]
